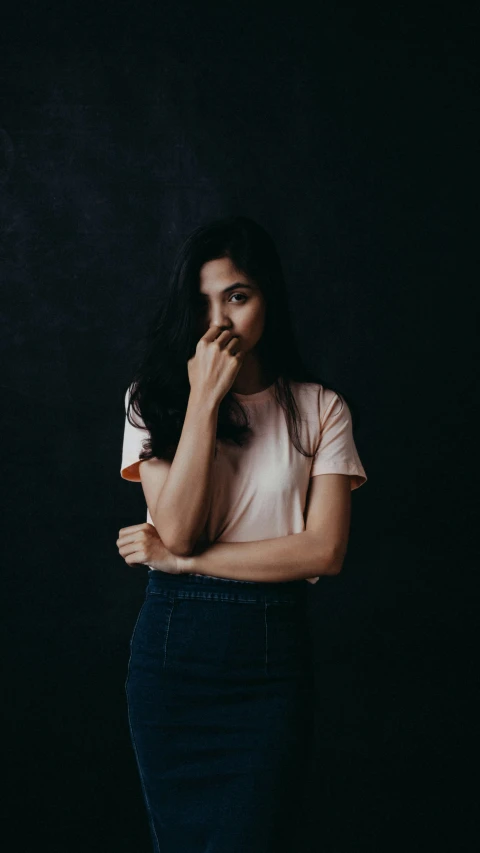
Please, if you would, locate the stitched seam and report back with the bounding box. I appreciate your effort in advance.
[125,700,161,852]
[320,389,343,431]
[126,598,148,661]
[163,598,175,669]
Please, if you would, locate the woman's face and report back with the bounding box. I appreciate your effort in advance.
[196,257,267,355]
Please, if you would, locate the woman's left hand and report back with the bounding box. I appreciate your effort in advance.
[116,523,184,574]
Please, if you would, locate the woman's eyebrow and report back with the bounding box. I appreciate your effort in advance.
[199,282,255,297]
[222,282,255,293]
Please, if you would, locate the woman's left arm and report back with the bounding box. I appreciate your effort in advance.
[179,473,353,582]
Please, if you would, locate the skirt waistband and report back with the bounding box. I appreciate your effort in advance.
[147,569,309,605]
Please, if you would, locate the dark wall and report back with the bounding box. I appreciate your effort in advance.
[2,2,477,850]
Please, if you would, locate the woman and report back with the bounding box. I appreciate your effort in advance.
[116,215,367,853]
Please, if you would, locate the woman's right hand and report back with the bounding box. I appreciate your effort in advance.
[187,324,245,407]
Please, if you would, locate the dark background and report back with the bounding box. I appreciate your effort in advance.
[2,2,478,850]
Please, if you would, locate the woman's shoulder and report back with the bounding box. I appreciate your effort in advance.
[288,379,339,407]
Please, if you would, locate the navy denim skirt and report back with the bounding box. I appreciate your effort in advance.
[125,569,315,853]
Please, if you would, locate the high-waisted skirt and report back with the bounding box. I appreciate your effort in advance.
[125,569,315,853]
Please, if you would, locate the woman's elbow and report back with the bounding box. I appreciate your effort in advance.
[159,526,196,558]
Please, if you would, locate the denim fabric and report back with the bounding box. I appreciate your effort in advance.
[125,569,315,853]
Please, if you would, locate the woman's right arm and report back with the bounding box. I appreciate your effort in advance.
[138,324,244,557]
[139,390,220,557]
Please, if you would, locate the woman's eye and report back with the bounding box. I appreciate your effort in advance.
[197,293,247,312]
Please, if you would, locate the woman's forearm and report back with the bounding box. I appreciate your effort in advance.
[152,392,219,556]
[179,530,340,582]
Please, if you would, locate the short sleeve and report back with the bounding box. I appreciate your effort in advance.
[120,386,151,482]
[310,390,367,489]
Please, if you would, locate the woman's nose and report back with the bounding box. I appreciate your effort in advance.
[210,309,232,329]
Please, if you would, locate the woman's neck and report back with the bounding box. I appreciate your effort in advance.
[231,353,276,396]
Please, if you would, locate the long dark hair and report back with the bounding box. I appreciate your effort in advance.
[125,214,359,463]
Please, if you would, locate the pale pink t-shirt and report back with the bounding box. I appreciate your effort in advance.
[120,380,367,584]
